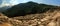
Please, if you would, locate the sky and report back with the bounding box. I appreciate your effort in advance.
[10,0,60,6]
[0,0,60,7]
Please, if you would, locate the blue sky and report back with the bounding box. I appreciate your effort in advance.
[0,0,60,6]
[0,0,2,5]
[10,0,60,6]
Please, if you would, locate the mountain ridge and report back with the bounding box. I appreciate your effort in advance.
[2,1,59,17]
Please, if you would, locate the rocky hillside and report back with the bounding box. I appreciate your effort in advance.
[0,7,60,26]
[0,1,60,26]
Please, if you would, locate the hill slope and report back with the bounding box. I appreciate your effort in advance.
[2,1,58,17]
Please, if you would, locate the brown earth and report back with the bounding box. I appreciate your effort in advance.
[0,9,60,26]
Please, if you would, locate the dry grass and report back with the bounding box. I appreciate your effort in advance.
[0,9,60,26]
[0,23,12,26]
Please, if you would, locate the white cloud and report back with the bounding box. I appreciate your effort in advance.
[0,0,14,7]
[10,0,18,5]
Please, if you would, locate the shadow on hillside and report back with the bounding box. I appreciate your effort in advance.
[2,1,58,17]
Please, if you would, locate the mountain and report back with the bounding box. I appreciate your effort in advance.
[0,6,12,12]
[2,1,58,17]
